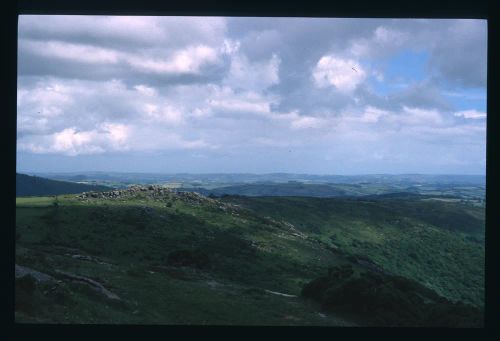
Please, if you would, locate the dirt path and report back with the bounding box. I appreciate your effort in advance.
[264,289,297,298]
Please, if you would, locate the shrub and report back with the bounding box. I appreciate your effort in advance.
[167,249,211,269]
[301,265,483,327]
[15,275,37,313]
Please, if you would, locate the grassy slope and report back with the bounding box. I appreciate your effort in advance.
[222,196,485,307]
[16,173,112,197]
[15,193,356,325]
[15,190,484,325]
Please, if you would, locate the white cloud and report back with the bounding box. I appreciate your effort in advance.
[21,39,221,76]
[210,99,270,115]
[406,124,486,139]
[18,123,132,156]
[207,86,276,116]
[16,17,487,174]
[17,121,217,156]
[17,81,77,136]
[269,110,327,130]
[18,81,74,109]
[134,84,157,97]
[143,103,184,125]
[19,15,226,50]
[221,39,240,55]
[127,128,214,151]
[224,53,281,91]
[358,106,389,123]
[252,137,293,147]
[453,110,486,119]
[338,106,390,125]
[52,128,102,155]
[190,107,213,118]
[290,116,325,130]
[391,106,445,126]
[373,26,407,46]
[349,26,408,59]
[312,55,366,93]
[126,45,219,74]
[22,39,119,64]
[101,123,130,145]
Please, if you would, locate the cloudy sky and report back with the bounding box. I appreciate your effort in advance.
[17,16,487,174]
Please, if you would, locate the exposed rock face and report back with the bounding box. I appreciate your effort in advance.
[54,270,121,301]
[15,264,55,283]
[65,254,112,266]
[78,185,174,200]
[77,185,217,205]
[77,185,251,219]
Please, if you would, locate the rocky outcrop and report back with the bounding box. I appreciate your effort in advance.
[54,270,121,301]
[78,185,174,200]
[65,254,112,266]
[15,264,55,283]
[77,185,218,205]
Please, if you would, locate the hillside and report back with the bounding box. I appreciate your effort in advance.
[15,186,484,326]
[221,195,485,308]
[16,173,112,197]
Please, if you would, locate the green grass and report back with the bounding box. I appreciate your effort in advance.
[15,191,484,325]
[16,196,55,207]
[222,196,485,307]
[15,194,355,325]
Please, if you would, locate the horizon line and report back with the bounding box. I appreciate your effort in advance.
[17,171,486,177]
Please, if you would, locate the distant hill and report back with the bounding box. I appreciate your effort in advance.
[16,173,112,197]
[179,183,349,197]
[32,172,486,186]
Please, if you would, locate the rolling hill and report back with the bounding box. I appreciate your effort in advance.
[16,173,112,197]
[15,185,484,326]
[221,195,485,307]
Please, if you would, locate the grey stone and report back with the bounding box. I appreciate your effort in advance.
[15,264,55,283]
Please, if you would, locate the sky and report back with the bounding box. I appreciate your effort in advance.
[16,16,487,174]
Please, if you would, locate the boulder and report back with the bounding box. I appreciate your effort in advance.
[15,264,55,283]
[54,270,121,301]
